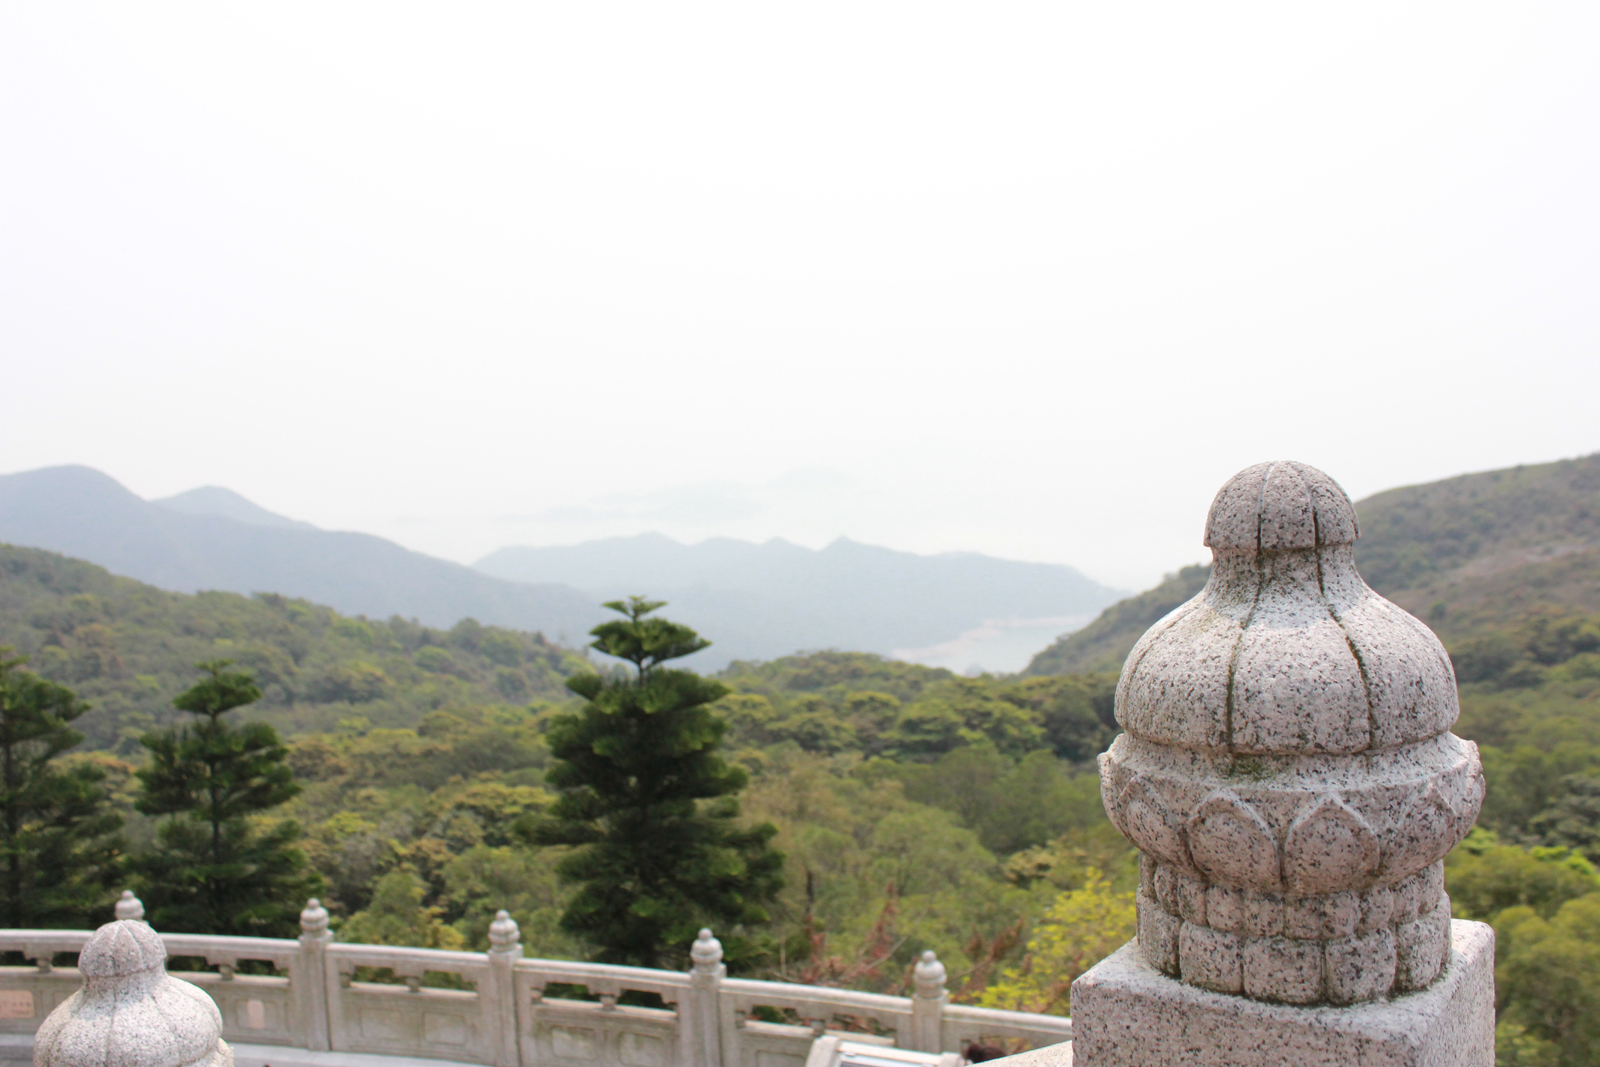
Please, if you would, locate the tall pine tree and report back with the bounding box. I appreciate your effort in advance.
[136,660,319,935]
[526,598,783,967]
[0,650,123,927]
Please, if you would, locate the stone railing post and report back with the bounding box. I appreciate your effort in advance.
[1060,462,1495,1067]
[684,928,725,1067]
[297,898,334,1052]
[909,950,948,1052]
[115,889,145,921]
[488,910,523,1067]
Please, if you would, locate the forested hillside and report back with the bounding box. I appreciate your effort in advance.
[1025,452,1600,675]
[1021,565,1209,675]
[0,543,589,751]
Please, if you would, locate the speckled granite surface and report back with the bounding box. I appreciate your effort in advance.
[1067,921,1493,1067]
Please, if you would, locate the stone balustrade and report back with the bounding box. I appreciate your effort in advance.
[0,902,1070,1067]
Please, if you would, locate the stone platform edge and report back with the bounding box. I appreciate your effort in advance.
[1066,919,1493,1067]
[0,1035,485,1067]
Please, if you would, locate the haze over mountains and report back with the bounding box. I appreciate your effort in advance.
[0,466,1122,671]
[0,465,602,643]
[477,536,1121,670]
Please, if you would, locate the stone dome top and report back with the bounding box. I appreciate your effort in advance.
[34,920,233,1067]
[1118,460,1457,755]
[78,917,166,977]
[1203,460,1358,553]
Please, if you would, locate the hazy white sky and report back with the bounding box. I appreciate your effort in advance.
[3,3,1597,591]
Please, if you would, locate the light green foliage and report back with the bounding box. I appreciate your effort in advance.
[1447,830,1600,1067]
[978,870,1135,1015]
[439,845,583,957]
[1446,611,1600,871]
[285,706,554,916]
[740,750,1038,991]
[1447,829,1600,921]
[341,870,465,950]
[1493,897,1600,1067]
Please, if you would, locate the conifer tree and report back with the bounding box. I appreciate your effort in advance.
[0,650,123,927]
[136,660,319,935]
[526,598,783,967]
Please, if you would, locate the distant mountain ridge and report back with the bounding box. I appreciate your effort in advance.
[0,466,1123,671]
[475,534,1124,669]
[153,486,317,530]
[0,466,603,643]
[1023,452,1600,675]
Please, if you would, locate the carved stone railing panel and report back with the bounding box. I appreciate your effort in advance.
[0,926,1068,1067]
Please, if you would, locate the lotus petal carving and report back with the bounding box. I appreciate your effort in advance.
[1284,794,1380,895]
[1117,778,1193,872]
[1187,789,1281,892]
[1379,785,1458,880]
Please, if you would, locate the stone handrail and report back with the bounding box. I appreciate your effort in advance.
[0,909,1071,1067]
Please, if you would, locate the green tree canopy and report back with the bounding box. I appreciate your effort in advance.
[524,600,782,967]
[0,650,123,927]
[135,660,320,935]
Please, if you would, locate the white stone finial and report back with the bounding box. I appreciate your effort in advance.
[114,890,145,921]
[1100,461,1484,1006]
[690,928,723,974]
[488,909,521,952]
[300,898,330,937]
[912,950,947,999]
[34,919,234,1067]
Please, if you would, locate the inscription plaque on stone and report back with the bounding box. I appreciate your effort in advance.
[0,991,33,1019]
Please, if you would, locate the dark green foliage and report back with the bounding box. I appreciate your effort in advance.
[0,543,590,751]
[1001,674,1119,761]
[0,650,123,927]
[892,744,1107,854]
[527,602,783,967]
[588,597,711,676]
[884,678,1044,759]
[136,660,320,935]
[1530,775,1600,862]
[1447,611,1600,691]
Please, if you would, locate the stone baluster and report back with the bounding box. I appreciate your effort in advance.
[296,898,334,1052]
[487,910,523,1067]
[1059,462,1497,1067]
[909,950,948,1052]
[115,890,146,921]
[685,928,725,1067]
[35,918,233,1067]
